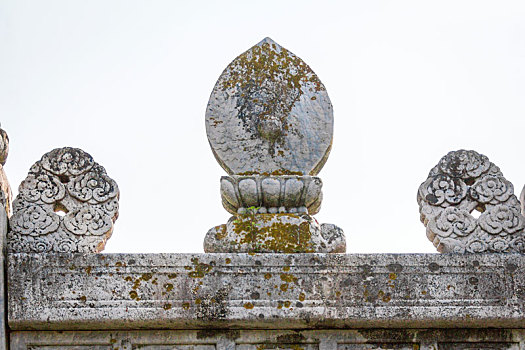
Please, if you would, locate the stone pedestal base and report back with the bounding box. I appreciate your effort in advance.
[204,213,345,253]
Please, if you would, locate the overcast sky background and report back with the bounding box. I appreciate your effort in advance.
[1,1,524,253]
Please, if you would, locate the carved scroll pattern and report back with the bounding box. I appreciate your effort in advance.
[418,150,525,253]
[8,147,119,253]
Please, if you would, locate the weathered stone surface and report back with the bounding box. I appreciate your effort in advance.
[0,205,7,350]
[0,126,8,166]
[418,150,525,253]
[520,186,525,216]
[221,175,322,215]
[0,165,11,218]
[0,126,12,217]
[9,253,525,330]
[205,38,343,253]
[8,147,119,253]
[10,329,525,350]
[204,214,345,253]
[205,37,333,176]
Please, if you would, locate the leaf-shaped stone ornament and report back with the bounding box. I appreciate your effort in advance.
[205,37,333,176]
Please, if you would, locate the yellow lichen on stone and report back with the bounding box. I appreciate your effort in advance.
[186,258,213,278]
[280,273,298,283]
[232,213,314,253]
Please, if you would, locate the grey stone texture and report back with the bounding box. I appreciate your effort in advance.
[520,186,525,216]
[0,126,12,217]
[418,150,525,253]
[0,205,7,350]
[8,147,119,253]
[205,37,333,176]
[204,214,345,253]
[221,175,322,215]
[9,253,525,330]
[10,329,525,350]
[206,39,344,253]
[0,126,8,167]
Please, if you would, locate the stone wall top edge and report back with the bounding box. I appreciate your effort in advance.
[8,252,525,260]
[8,252,525,270]
[9,252,525,331]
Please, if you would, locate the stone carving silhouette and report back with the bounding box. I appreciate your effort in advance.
[8,147,119,253]
[0,125,12,216]
[418,150,525,253]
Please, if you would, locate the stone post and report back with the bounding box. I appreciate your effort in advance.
[203,38,345,253]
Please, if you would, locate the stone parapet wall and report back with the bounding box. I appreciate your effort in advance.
[8,253,525,331]
[3,38,525,350]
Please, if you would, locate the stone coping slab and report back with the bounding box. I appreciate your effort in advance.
[8,253,525,330]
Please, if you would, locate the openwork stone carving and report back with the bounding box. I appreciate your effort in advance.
[418,150,525,253]
[8,147,119,253]
[205,38,344,253]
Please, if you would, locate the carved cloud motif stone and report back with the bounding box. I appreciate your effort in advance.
[418,150,525,253]
[8,147,119,253]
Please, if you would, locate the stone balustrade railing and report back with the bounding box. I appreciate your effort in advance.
[1,38,525,349]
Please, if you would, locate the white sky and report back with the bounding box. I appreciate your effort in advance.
[1,0,524,253]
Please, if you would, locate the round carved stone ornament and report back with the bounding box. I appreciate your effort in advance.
[418,150,525,253]
[205,37,333,176]
[8,147,119,253]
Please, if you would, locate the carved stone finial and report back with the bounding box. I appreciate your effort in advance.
[0,125,12,216]
[418,150,525,253]
[205,37,333,176]
[8,147,119,253]
[204,38,344,253]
